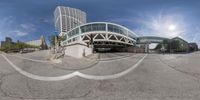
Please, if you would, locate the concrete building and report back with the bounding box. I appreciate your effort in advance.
[136,36,169,53]
[189,43,198,51]
[25,36,48,50]
[54,6,86,36]
[26,40,42,47]
[1,37,15,48]
[171,37,189,52]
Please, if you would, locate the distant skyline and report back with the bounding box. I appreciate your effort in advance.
[0,0,200,46]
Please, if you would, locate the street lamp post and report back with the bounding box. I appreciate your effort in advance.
[90,34,94,53]
[169,39,171,53]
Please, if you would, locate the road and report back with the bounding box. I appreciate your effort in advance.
[0,51,200,100]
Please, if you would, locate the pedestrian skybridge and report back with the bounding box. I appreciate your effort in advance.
[137,36,168,44]
[61,22,138,47]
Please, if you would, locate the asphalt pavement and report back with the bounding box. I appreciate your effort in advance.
[0,51,200,100]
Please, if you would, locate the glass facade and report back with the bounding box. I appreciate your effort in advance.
[128,31,136,39]
[67,28,79,38]
[80,23,106,33]
[64,22,137,40]
[108,24,126,35]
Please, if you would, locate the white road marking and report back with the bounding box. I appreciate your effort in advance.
[78,54,147,80]
[1,54,147,81]
[6,53,134,63]
[5,54,50,63]
[98,54,136,62]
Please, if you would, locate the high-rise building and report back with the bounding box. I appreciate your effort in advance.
[54,6,86,36]
[1,37,15,49]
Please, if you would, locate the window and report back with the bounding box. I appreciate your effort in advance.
[108,24,125,35]
[81,26,86,33]
[81,23,106,33]
[67,28,79,38]
[91,24,106,31]
[108,24,114,32]
[85,24,92,32]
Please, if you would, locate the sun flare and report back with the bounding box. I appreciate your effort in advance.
[168,24,176,31]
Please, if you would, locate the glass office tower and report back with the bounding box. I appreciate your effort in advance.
[54,6,86,36]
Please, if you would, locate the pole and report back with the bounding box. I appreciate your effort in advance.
[90,34,94,53]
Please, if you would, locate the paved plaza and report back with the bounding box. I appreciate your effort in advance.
[0,51,200,100]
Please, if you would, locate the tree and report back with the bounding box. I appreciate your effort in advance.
[155,39,172,52]
[171,40,180,52]
[40,36,48,50]
[155,43,162,50]
[0,42,39,53]
[48,35,66,47]
[48,35,56,47]
[16,42,24,50]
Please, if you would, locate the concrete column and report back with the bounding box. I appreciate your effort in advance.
[145,43,149,53]
[64,42,92,58]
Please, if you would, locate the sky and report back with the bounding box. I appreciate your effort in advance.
[0,0,200,46]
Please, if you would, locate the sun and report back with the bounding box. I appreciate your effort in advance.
[168,24,176,31]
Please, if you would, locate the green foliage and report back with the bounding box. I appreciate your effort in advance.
[155,43,162,50]
[0,42,39,52]
[171,40,179,51]
[155,38,189,53]
[48,35,56,47]
[155,39,170,51]
[0,43,14,52]
[58,36,66,41]
[48,35,66,47]
[40,43,48,50]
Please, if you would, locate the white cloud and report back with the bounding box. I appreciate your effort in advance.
[0,16,14,28]
[137,13,186,38]
[108,11,187,39]
[0,16,36,38]
[12,30,28,36]
[107,10,199,46]
[20,23,35,32]
[11,23,36,37]
[191,32,200,45]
